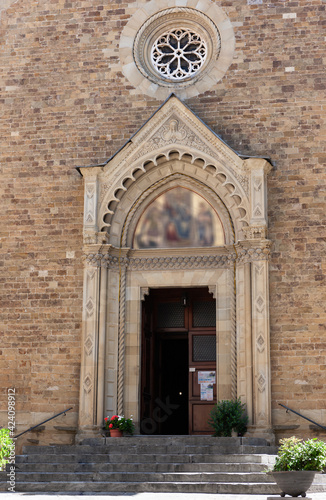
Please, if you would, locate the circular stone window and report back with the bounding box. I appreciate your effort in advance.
[151,28,208,81]
[133,8,220,88]
[119,1,235,99]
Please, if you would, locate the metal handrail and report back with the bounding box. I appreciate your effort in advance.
[279,403,326,431]
[14,407,73,438]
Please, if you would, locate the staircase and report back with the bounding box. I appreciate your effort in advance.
[1,436,325,494]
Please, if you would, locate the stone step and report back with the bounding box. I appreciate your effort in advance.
[21,443,278,456]
[80,436,272,447]
[10,471,326,486]
[21,436,276,453]
[15,452,276,464]
[13,461,270,473]
[9,471,276,484]
[2,435,325,496]
[0,480,281,494]
[2,480,324,495]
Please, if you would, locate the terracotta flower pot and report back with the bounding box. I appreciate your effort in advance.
[271,470,317,497]
[109,428,123,437]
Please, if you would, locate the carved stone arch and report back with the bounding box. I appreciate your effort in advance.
[100,153,250,246]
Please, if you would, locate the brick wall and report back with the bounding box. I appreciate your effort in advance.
[0,0,325,444]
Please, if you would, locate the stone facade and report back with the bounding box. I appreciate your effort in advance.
[1,0,325,448]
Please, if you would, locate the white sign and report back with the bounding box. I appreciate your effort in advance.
[200,383,214,401]
[198,371,216,384]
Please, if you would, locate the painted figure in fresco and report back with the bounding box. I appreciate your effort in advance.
[134,188,222,249]
[136,206,163,248]
[196,202,214,246]
[164,191,192,244]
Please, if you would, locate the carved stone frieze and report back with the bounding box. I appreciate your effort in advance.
[84,252,237,270]
[242,225,267,240]
[132,116,217,164]
[87,269,96,281]
[257,372,266,393]
[101,120,249,206]
[86,297,94,317]
[86,184,95,198]
[255,294,265,314]
[83,373,93,394]
[256,333,265,353]
[84,243,272,269]
[83,230,109,245]
[253,177,262,192]
[84,182,96,226]
[236,244,271,264]
[84,335,94,356]
[131,254,231,270]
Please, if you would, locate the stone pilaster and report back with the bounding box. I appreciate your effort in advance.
[77,246,109,441]
[244,158,272,229]
[251,257,272,430]
[235,240,273,440]
[77,261,100,438]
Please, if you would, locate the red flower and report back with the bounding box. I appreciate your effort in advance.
[111,415,118,420]
[109,423,113,429]
[104,417,108,421]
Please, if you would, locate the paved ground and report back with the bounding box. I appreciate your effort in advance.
[0,493,324,499]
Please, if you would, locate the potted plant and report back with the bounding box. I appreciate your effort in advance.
[104,415,135,437]
[0,428,14,471]
[267,436,326,497]
[208,398,249,437]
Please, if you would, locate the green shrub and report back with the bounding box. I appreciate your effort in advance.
[273,436,326,472]
[208,398,249,437]
[0,428,14,471]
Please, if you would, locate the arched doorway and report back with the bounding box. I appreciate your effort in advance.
[77,95,273,442]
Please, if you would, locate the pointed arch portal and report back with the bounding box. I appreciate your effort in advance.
[77,95,273,441]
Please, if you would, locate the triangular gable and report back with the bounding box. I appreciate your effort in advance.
[79,95,272,244]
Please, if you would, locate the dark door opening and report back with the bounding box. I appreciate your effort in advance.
[159,336,188,434]
[140,287,216,435]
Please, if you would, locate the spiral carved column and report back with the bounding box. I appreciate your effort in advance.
[117,266,127,416]
[230,266,237,401]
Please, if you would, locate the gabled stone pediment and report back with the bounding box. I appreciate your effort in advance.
[79,94,272,245]
[100,94,247,201]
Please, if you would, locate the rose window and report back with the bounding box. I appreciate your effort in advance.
[151,28,207,80]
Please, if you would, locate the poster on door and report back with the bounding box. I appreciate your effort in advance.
[200,383,214,401]
[198,371,215,400]
[198,371,216,384]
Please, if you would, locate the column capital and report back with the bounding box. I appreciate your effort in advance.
[235,240,272,263]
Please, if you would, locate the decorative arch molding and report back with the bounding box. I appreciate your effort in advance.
[80,96,271,248]
[101,153,249,245]
[112,170,238,249]
[76,95,274,443]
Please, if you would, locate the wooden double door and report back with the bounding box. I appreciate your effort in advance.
[140,287,217,435]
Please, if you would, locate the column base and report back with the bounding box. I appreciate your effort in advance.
[246,425,275,445]
[75,426,105,445]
